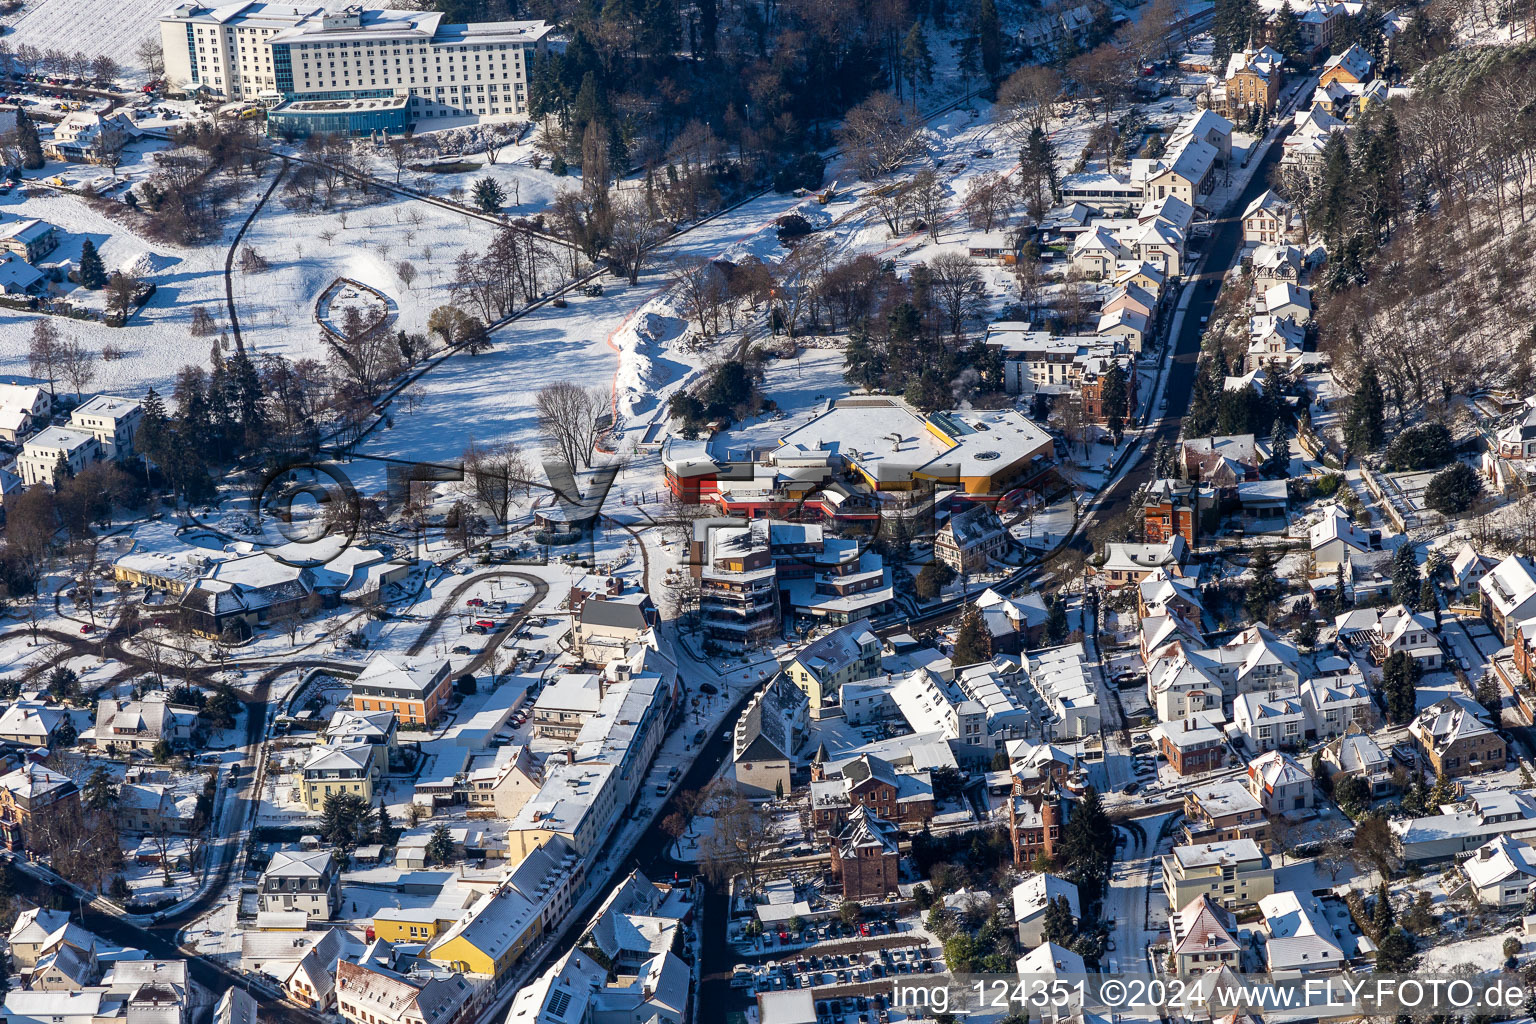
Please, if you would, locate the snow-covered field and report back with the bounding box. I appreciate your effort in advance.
[0,0,399,83]
[0,0,176,81]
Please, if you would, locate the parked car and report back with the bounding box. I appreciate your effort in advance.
[466,598,486,607]
[451,645,473,655]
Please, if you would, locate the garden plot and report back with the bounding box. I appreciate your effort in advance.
[231,188,530,363]
[318,277,396,336]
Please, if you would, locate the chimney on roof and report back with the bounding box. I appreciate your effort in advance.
[565,749,575,765]
[1480,846,1493,860]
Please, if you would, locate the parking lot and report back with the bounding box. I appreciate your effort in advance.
[735,939,937,1024]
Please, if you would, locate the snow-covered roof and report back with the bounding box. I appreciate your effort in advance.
[1308,506,1369,553]
[1169,838,1263,869]
[1011,873,1080,921]
[1463,834,1536,891]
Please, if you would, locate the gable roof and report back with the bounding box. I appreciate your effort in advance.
[1170,894,1241,958]
[791,622,877,680]
[1309,506,1369,553]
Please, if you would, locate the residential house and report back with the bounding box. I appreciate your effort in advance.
[1162,838,1274,911]
[809,753,934,832]
[1482,555,1536,643]
[0,991,121,1024]
[0,700,69,748]
[68,396,144,462]
[1259,891,1361,975]
[1260,282,1311,324]
[1252,242,1305,283]
[1319,43,1373,87]
[1409,698,1506,777]
[0,763,80,853]
[0,382,52,443]
[573,594,656,664]
[1497,403,1536,461]
[1182,779,1270,849]
[93,693,204,753]
[1091,535,1191,588]
[782,622,882,710]
[1181,434,1261,486]
[16,426,103,487]
[830,806,902,899]
[1141,479,1213,547]
[1246,750,1313,816]
[1170,111,1233,166]
[462,743,540,820]
[7,908,74,969]
[1462,835,1536,907]
[1070,226,1128,278]
[934,504,1009,574]
[1012,874,1080,945]
[1242,190,1296,246]
[1309,506,1370,577]
[118,783,197,835]
[1257,0,1346,58]
[1246,316,1305,372]
[325,708,397,761]
[1220,47,1283,114]
[1137,136,1219,208]
[1319,727,1394,800]
[1451,543,1497,599]
[1232,691,1306,753]
[732,676,808,798]
[1335,604,1442,670]
[1155,713,1229,775]
[1299,673,1377,739]
[299,743,377,811]
[258,848,341,920]
[1080,353,1140,422]
[44,110,141,162]
[0,218,58,262]
[335,958,473,1024]
[422,886,541,986]
[974,588,1051,653]
[1283,104,1346,168]
[0,255,44,296]
[1097,307,1150,352]
[214,990,257,1024]
[1102,280,1158,321]
[1394,789,1536,862]
[1168,894,1243,977]
[350,653,455,727]
[284,933,343,1011]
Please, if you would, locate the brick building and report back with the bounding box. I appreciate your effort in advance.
[830,806,901,898]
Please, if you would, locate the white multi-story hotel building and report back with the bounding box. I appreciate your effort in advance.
[159,2,551,135]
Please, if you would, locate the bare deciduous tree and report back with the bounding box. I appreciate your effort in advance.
[607,191,662,286]
[462,439,532,523]
[60,336,97,401]
[536,382,605,470]
[28,319,63,396]
[837,91,927,179]
[673,255,730,338]
[926,252,986,338]
[908,167,947,240]
[997,65,1063,146]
